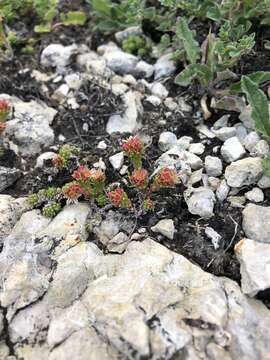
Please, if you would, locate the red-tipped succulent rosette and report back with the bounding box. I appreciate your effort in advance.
[152,167,179,191]
[108,188,132,209]
[122,136,144,169]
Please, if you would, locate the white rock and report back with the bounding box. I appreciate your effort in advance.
[189,143,205,155]
[207,177,221,190]
[151,82,168,99]
[205,156,223,177]
[242,204,270,243]
[145,95,162,107]
[135,61,154,78]
[164,98,178,111]
[2,96,57,157]
[122,74,137,85]
[41,44,79,68]
[212,115,230,130]
[158,132,177,151]
[216,180,230,202]
[64,73,82,90]
[0,195,27,238]
[235,238,270,296]
[151,219,175,240]
[258,175,270,189]
[234,123,248,143]
[245,188,264,203]
[103,50,138,75]
[178,97,192,112]
[197,124,216,139]
[228,196,246,208]
[0,164,20,192]
[52,84,69,103]
[225,157,263,187]
[239,106,254,129]
[5,237,270,359]
[184,187,215,218]
[35,152,56,168]
[252,140,270,157]
[111,83,129,96]
[109,152,124,170]
[93,158,106,171]
[106,91,142,134]
[177,136,192,150]
[107,232,130,253]
[205,227,222,250]
[154,53,176,80]
[212,127,236,141]
[221,137,246,163]
[234,123,248,144]
[243,131,260,152]
[97,141,107,150]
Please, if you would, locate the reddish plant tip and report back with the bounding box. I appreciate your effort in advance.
[108,188,132,208]
[62,182,83,202]
[0,122,6,133]
[153,167,178,189]
[88,168,106,183]
[72,166,105,183]
[0,99,10,122]
[122,136,143,156]
[52,155,64,168]
[130,168,149,189]
[72,165,92,181]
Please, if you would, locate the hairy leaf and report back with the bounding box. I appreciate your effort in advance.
[176,18,200,64]
[231,71,270,92]
[175,64,212,87]
[241,75,270,138]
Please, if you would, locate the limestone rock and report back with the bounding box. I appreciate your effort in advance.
[242,204,270,243]
[225,157,263,188]
[235,238,270,296]
[184,186,215,218]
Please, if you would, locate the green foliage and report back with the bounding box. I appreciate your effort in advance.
[122,35,151,57]
[175,18,200,64]
[89,0,143,33]
[263,156,270,177]
[42,202,61,218]
[231,71,270,93]
[28,186,62,217]
[60,11,87,26]
[241,76,270,138]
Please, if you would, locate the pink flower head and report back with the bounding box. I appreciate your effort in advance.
[122,136,143,156]
[62,182,83,202]
[108,188,132,208]
[153,167,178,190]
[72,165,92,182]
[130,168,149,189]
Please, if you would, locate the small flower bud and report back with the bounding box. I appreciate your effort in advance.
[122,136,144,169]
[152,167,178,190]
[0,99,10,122]
[108,188,132,209]
[62,182,83,202]
[130,168,149,189]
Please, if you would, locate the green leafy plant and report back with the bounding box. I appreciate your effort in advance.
[89,0,143,33]
[241,76,270,139]
[122,35,152,57]
[28,137,179,217]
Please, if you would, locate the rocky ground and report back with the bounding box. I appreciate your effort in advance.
[1,26,270,360]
